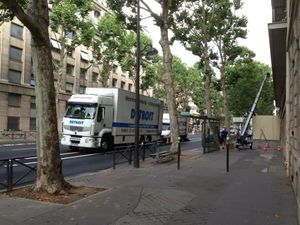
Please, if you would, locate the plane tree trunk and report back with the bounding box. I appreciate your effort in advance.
[3,0,68,194]
[160,0,179,153]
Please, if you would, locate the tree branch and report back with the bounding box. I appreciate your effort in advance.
[140,0,159,18]
[1,0,42,38]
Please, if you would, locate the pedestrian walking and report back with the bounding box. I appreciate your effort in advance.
[220,128,228,149]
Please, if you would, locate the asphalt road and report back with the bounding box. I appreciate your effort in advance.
[0,133,202,190]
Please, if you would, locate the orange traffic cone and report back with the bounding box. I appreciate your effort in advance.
[263,143,269,153]
[276,145,281,152]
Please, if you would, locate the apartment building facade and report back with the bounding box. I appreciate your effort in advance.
[0,1,135,132]
[269,0,300,222]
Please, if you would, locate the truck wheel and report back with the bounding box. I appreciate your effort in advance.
[101,137,110,151]
[146,136,152,143]
[101,135,113,151]
[139,136,145,145]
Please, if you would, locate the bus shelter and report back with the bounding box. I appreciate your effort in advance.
[180,113,220,153]
[202,117,220,153]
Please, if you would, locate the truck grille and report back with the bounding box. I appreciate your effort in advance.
[64,125,84,132]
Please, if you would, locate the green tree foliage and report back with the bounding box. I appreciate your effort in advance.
[211,0,247,129]
[50,0,95,47]
[172,0,223,116]
[93,13,156,87]
[106,0,186,152]
[226,59,273,116]
[49,0,94,100]
[92,13,131,86]
[150,57,205,113]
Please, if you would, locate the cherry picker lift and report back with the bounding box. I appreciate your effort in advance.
[236,73,270,150]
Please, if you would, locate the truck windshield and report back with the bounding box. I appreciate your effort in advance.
[162,123,170,131]
[65,104,97,119]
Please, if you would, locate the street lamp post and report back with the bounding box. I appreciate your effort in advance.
[134,0,141,168]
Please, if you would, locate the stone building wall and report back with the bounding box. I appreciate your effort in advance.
[286,0,300,222]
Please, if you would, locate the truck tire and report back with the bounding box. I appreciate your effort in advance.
[101,135,112,151]
[146,136,152,143]
[139,136,145,145]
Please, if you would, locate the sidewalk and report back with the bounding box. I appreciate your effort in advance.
[0,141,298,225]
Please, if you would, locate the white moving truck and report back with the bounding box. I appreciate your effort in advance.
[61,88,163,150]
[161,113,188,142]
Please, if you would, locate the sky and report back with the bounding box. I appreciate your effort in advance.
[141,0,272,67]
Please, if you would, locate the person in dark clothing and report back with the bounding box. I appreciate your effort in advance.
[220,128,228,149]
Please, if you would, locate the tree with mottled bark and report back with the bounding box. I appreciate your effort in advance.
[172,0,222,117]
[106,0,185,153]
[210,0,247,129]
[0,0,69,194]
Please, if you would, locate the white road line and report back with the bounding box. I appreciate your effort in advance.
[0,143,35,147]
[188,139,202,143]
[25,152,81,160]
[12,147,36,151]
[24,152,101,165]
[61,153,100,160]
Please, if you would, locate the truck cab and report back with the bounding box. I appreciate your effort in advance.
[61,94,113,150]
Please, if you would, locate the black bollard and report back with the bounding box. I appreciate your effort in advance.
[226,143,229,172]
[177,137,181,170]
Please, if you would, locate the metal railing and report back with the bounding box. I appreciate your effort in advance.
[110,142,158,169]
[0,142,159,191]
[0,131,36,141]
[0,155,37,191]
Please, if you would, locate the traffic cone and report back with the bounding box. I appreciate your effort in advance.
[276,145,281,152]
[263,143,269,153]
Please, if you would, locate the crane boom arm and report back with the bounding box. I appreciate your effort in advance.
[240,73,270,136]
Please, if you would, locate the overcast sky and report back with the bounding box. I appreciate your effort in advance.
[141,0,272,67]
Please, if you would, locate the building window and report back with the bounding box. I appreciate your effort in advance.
[80,68,87,80]
[81,51,89,62]
[121,81,125,89]
[67,48,74,58]
[128,83,133,91]
[8,69,21,84]
[11,23,23,39]
[94,10,101,18]
[66,31,74,39]
[7,116,19,131]
[79,86,86,94]
[92,72,98,82]
[65,82,73,93]
[30,118,36,130]
[50,39,61,51]
[8,93,21,107]
[112,78,117,87]
[30,96,36,109]
[9,46,22,61]
[112,64,118,73]
[66,64,74,76]
[30,74,35,86]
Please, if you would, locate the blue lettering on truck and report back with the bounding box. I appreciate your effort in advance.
[130,109,154,121]
[69,120,84,125]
